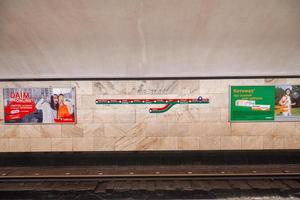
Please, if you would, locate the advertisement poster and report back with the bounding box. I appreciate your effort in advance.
[3,88,76,124]
[230,85,300,122]
[275,85,300,121]
[230,86,275,121]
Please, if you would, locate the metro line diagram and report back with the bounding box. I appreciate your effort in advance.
[95,96,209,113]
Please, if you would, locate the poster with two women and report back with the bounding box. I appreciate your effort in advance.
[3,88,76,124]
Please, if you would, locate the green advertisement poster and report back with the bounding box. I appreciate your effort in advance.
[230,86,275,121]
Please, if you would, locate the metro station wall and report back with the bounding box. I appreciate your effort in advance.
[0,78,300,152]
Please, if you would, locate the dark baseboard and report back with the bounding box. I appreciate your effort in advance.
[0,150,299,167]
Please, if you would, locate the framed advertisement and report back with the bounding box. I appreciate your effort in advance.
[230,85,300,122]
[3,88,76,124]
[230,85,275,122]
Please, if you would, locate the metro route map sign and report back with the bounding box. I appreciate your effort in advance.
[96,96,209,113]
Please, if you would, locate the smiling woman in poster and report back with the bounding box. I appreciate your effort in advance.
[279,88,296,116]
[35,94,59,123]
[57,94,74,119]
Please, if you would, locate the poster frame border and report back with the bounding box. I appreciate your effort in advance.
[228,84,299,123]
[2,87,77,125]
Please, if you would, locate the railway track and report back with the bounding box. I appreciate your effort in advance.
[0,175,300,199]
[0,166,300,199]
[1,172,300,182]
[1,164,300,181]
[0,151,300,198]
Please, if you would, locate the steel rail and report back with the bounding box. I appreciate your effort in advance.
[1,172,300,182]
